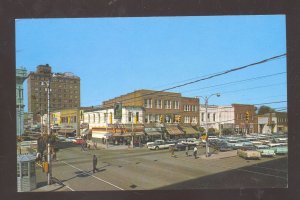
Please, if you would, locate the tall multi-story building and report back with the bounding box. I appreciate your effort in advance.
[27,64,80,121]
[16,68,28,136]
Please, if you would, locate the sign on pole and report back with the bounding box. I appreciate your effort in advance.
[114,103,122,119]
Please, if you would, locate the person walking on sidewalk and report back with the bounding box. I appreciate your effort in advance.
[193,146,198,159]
[92,155,98,173]
[185,145,189,157]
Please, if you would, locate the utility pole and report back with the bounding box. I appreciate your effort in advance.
[197,93,220,157]
[41,77,52,185]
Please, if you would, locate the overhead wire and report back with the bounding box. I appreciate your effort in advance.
[99,53,286,108]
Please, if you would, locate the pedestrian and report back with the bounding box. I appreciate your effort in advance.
[193,146,198,159]
[185,145,189,157]
[170,145,175,157]
[81,143,85,151]
[36,152,41,163]
[92,155,98,173]
[93,142,97,150]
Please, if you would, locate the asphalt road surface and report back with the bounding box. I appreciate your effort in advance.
[42,142,288,191]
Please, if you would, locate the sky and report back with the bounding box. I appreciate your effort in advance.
[16,15,287,112]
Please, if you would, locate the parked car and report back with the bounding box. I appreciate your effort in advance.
[219,143,233,152]
[146,142,154,148]
[56,135,66,142]
[255,145,276,157]
[237,149,261,160]
[73,138,85,145]
[173,143,187,151]
[268,143,288,155]
[148,140,172,150]
[184,138,201,146]
[65,137,75,142]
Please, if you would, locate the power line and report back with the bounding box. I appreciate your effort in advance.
[219,82,286,95]
[100,54,286,108]
[179,72,286,94]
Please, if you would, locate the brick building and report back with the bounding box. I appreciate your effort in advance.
[232,104,258,134]
[102,89,199,125]
[27,64,80,121]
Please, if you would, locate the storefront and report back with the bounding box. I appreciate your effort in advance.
[144,124,163,142]
[179,124,198,138]
[165,124,184,139]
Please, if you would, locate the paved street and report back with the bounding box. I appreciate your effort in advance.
[34,142,288,191]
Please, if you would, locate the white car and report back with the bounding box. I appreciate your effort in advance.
[65,137,75,142]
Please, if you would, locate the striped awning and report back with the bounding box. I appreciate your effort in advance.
[165,125,184,135]
[113,132,145,137]
[179,125,198,135]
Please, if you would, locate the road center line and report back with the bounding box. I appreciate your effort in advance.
[60,160,124,190]
[65,184,75,191]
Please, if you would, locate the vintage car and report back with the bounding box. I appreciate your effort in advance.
[237,148,261,160]
[268,143,288,155]
[255,145,276,157]
[148,140,172,150]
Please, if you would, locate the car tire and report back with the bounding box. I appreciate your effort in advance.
[155,146,159,150]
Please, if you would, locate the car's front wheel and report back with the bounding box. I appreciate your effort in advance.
[155,146,159,150]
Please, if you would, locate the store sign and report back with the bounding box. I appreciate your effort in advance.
[114,103,122,119]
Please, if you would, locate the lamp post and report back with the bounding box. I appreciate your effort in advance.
[197,93,220,157]
[131,112,134,148]
[41,78,52,185]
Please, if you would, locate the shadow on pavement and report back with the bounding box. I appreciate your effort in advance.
[156,156,288,189]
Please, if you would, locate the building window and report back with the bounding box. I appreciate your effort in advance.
[164,100,172,109]
[201,113,204,122]
[144,99,152,108]
[184,116,191,123]
[191,105,197,112]
[155,99,162,109]
[128,112,132,122]
[207,113,210,122]
[192,116,197,124]
[184,105,191,111]
[213,113,216,122]
[174,101,180,109]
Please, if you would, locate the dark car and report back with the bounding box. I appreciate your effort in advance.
[173,143,187,151]
[219,144,233,152]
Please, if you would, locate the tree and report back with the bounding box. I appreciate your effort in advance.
[257,106,275,115]
[222,128,234,135]
[198,127,205,134]
[208,128,216,136]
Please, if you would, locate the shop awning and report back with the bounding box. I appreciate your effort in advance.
[113,132,145,137]
[145,131,162,136]
[58,129,76,134]
[92,131,112,139]
[144,127,163,136]
[165,125,184,135]
[179,125,198,135]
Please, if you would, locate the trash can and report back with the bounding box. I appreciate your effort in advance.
[17,154,37,192]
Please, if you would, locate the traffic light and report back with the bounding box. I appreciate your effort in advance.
[160,115,163,123]
[134,116,137,124]
[245,111,250,121]
[178,115,181,123]
[109,113,112,124]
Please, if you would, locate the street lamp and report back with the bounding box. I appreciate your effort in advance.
[197,93,221,157]
[41,79,52,185]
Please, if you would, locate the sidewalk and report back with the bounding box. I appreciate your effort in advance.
[199,150,237,160]
[94,143,144,150]
[32,183,66,192]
